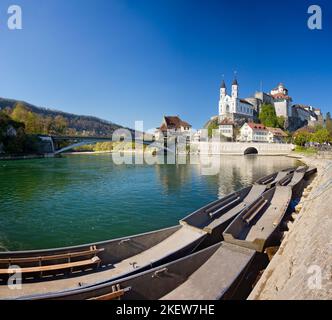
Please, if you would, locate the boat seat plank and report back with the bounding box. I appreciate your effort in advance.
[204,202,247,232]
[0,257,101,275]
[205,194,239,214]
[209,197,241,218]
[243,200,268,225]
[0,247,104,265]
[205,185,267,233]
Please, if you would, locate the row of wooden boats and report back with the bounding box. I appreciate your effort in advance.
[0,165,317,300]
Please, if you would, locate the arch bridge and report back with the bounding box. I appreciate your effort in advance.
[196,142,294,156]
[38,135,171,155]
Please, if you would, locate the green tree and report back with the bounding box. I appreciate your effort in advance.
[208,118,220,138]
[11,103,44,134]
[293,130,312,146]
[326,112,332,135]
[311,128,331,144]
[0,110,28,154]
[277,116,286,129]
[52,115,68,135]
[259,104,278,127]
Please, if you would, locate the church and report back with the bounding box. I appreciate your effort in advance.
[219,79,254,124]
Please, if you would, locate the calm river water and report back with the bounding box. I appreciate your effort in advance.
[0,154,301,251]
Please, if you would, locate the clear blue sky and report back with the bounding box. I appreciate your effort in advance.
[0,0,331,130]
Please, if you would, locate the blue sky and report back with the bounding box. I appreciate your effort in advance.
[0,0,331,129]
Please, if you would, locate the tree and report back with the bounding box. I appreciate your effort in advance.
[208,118,220,138]
[326,112,332,136]
[52,115,68,135]
[311,128,331,144]
[0,110,28,154]
[11,103,43,134]
[259,104,278,128]
[293,130,312,146]
[277,116,286,130]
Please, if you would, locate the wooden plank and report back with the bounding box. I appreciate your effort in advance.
[209,197,241,218]
[242,197,266,221]
[89,285,131,300]
[0,248,104,265]
[0,257,101,275]
[245,200,268,225]
[205,193,239,214]
[89,290,125,301]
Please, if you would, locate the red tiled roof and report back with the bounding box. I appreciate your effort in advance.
[247,123,267,131]
[159,116,192,132]
[220,118,234,125]
[271,93,292,100]
[266,127,288,137]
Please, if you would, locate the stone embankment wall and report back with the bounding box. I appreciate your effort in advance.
[249,156,332,300]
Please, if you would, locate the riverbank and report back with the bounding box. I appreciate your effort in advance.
[249,154,332,300]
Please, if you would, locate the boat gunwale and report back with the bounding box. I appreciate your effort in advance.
[18,242,224,300]
[0,225,181,257]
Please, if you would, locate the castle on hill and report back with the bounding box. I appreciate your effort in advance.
[218,78,322,132]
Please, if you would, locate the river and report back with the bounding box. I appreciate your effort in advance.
[0,154,301,251]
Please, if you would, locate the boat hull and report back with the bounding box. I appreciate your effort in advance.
[20,242,266,301]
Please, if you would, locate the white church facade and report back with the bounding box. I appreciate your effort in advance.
[219,79,254,122]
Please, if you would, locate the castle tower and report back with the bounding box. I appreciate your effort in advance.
[232,78,238,99]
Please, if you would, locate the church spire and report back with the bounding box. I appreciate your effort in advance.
[232,70,238,86]
[221,80,226,88]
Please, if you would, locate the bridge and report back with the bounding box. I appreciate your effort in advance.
[38,135,169,155]
[193,142,295,156]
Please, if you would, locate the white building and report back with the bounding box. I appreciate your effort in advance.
[239,123,288,143]
[219,79,254,121]
[270,83,293,117]
[219,118,234,139]
[155,116,192,141]
[239,123,269,142]
[266,127,288,143]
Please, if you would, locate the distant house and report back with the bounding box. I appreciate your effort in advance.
[266,127,288,143]
[239,123,269,143]
[155,116,192,141]
[219,118,234,139]
[240,123,288,143]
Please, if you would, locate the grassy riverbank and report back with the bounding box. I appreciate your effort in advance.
[249,154,332,300]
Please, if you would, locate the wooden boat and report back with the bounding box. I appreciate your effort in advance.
[254,167,296,187]
[19,242,265,301]
[223,186,292,253]
[0,167,296,299]
[278,166,317,197]
[181,167,296,246]
[223,166,317,253]
[0,225,207,299]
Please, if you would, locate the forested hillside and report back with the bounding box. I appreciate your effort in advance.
[0,97,124,137]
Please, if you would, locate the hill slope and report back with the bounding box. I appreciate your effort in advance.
[0,97,125,137]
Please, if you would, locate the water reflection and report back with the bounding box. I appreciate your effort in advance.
[155,155,301,198]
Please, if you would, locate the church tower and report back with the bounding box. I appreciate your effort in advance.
[220,80,227,98]
[232,78,238,99]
